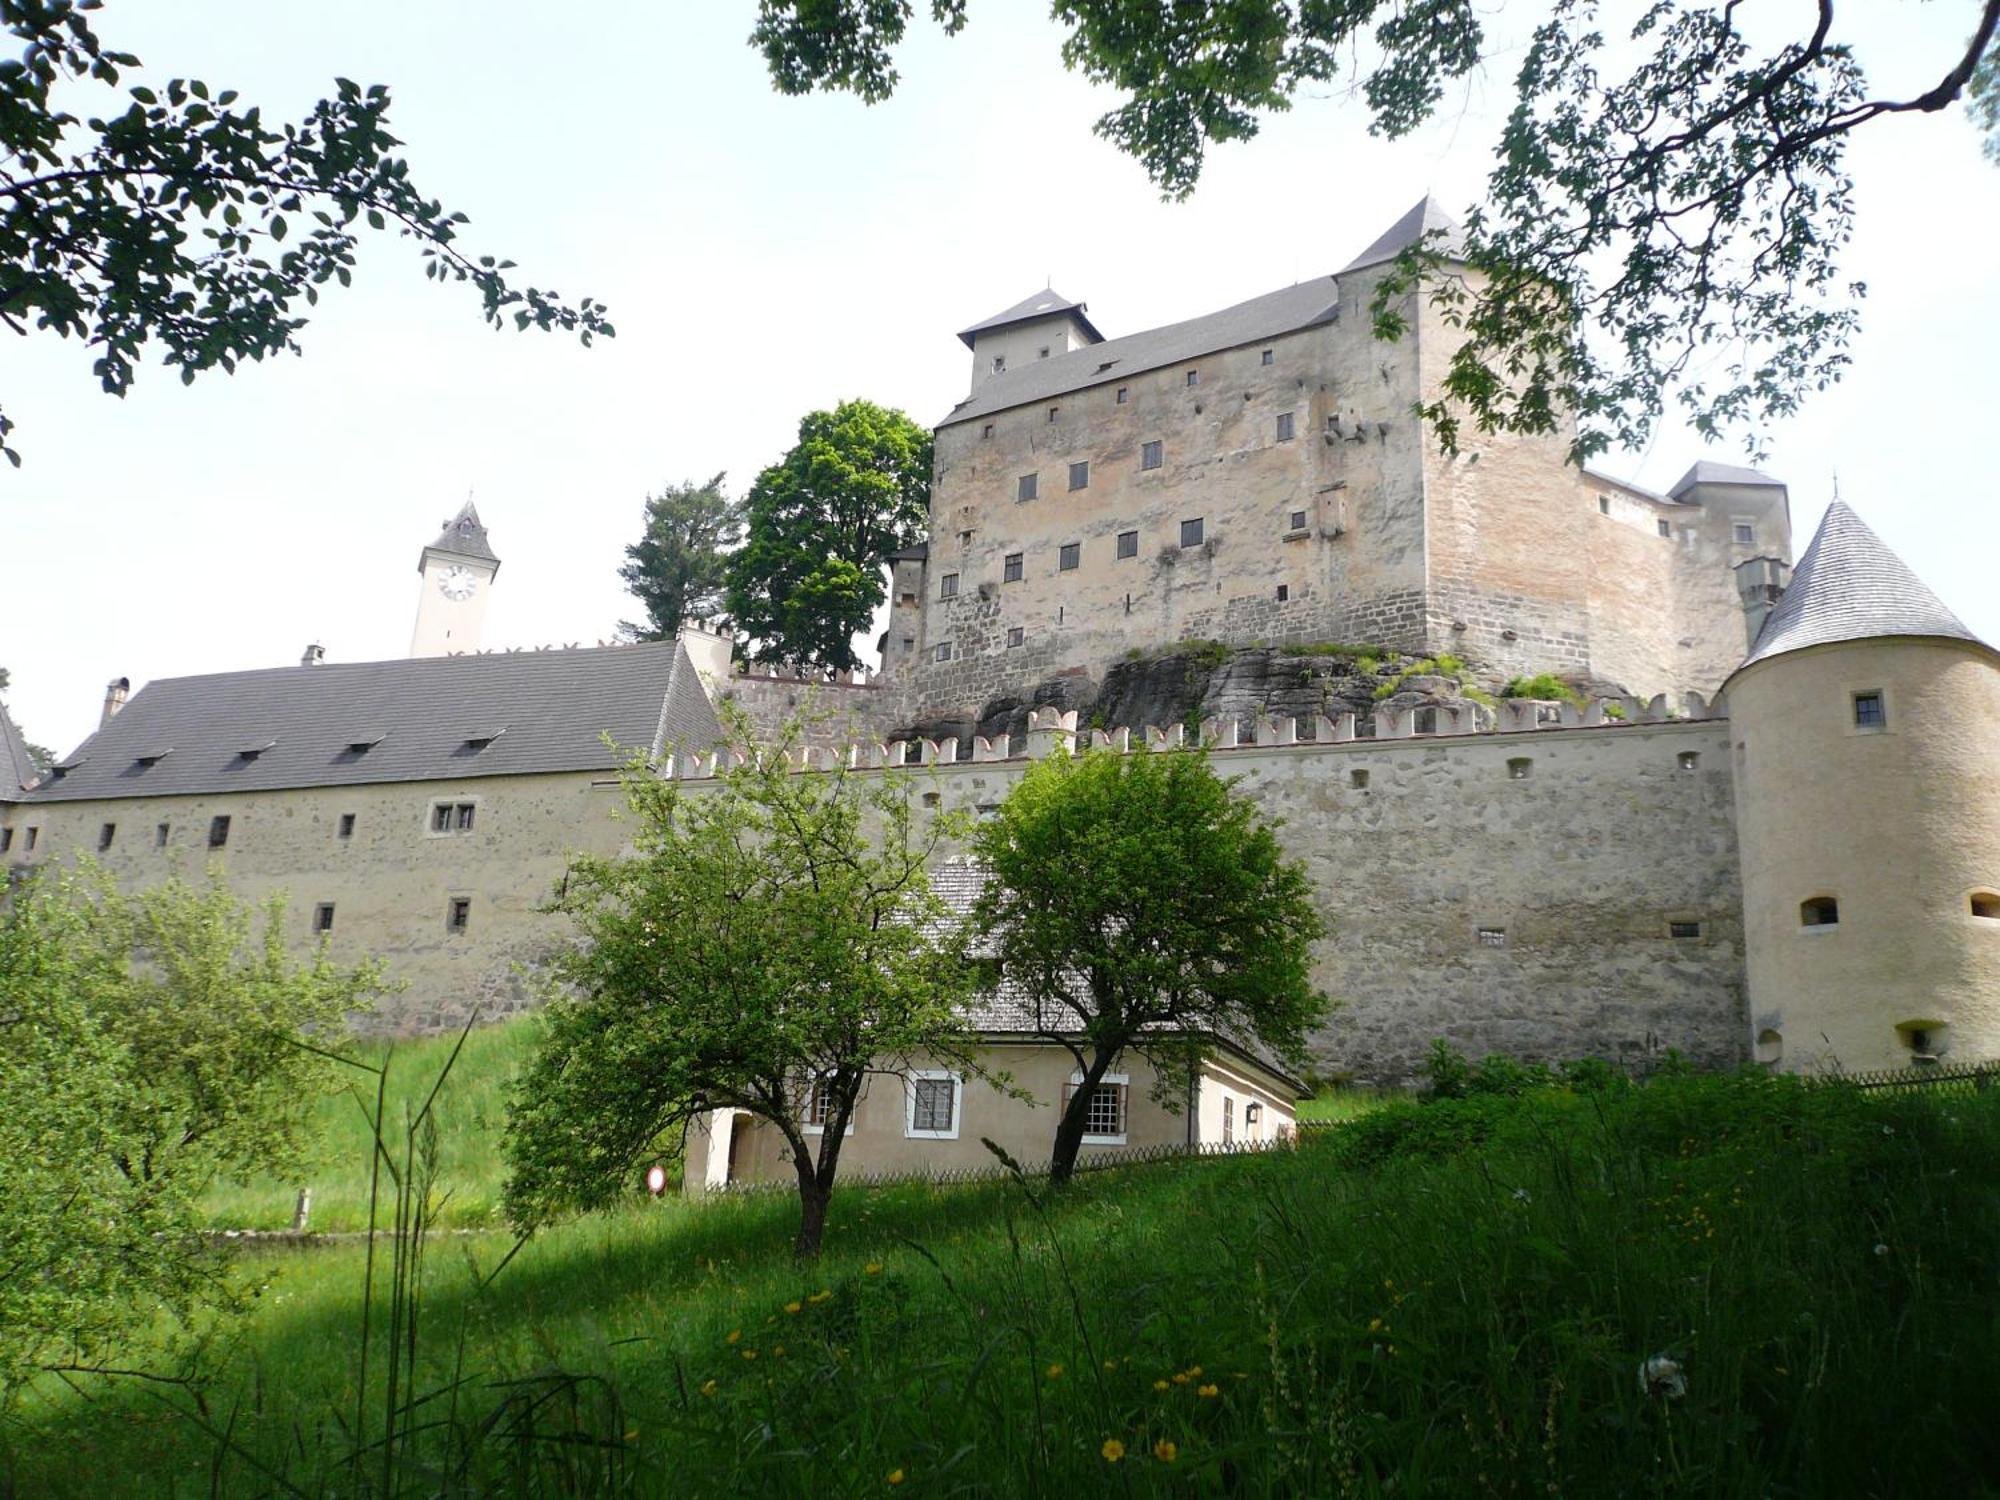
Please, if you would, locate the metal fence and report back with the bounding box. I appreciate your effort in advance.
[1806,1060,1999,1097]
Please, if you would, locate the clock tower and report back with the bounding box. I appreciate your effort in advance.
[410,501,500,657]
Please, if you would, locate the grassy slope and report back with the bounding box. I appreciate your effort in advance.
[13,1073,2000,1498]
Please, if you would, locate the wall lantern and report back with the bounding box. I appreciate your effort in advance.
[1244,1101,1263,1125]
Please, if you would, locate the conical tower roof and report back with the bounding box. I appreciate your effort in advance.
[957,289,1104,348]
[1734,501,1986,676]
[422,500,499,570]
[1340,195,1468,274]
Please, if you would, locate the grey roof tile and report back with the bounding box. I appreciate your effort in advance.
[958,289,1104,348]
[1338,195,1468,273]
[25,639,721,803]
[1,699,39,800]
[1734,501,1988,675]
[1668,460,1785,498]
[423,501,500,568]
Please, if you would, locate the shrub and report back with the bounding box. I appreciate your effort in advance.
[1500,671,1585,704]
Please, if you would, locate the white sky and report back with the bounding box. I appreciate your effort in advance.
[4,2,1997,754]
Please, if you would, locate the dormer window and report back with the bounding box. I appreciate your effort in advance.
[464,728,506,751]
[136,747,173,768]
[237,740,275,762]
[347,733,385,755]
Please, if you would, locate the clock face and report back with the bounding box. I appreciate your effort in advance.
[438,565,478,602]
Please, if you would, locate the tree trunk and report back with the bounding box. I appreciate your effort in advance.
[794,1178,832,1258]
[1048,1047,1118,1190]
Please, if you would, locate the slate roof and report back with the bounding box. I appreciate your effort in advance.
[1732,502,1989,676]
[23,639,722,803]
[1,698,39,801]
[1668,461,1785,499]
[929,860,1309,1096]
[944,276,1343,428]
[1339,194,1469,273]
[422,501,500,569]
[957,289,1105,348]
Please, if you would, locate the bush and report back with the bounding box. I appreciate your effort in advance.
[1500,671,1585,703]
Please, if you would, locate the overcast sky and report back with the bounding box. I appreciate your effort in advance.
[5,2,1996,755]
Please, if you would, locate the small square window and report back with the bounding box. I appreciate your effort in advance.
[1185,369,1199,387]
[1289,510,1308,532]
[1260,349,1274,366]
[1677,751,1700,772]
[1507,757,1532,780]
[155,822,170,847]
[1276,584,1289,602]
[1733,522,1756,545]
[1669,921,1702,939]
[456,802,475,831]
[1853,691,1885,728]
[934,641,953,662]
[940,572,959,599]
[1141,440,1163,471]
[207,815,231,848]
[0,828,11,854]
[1350,769,1370,790]
[1038,346,1050,359]
[98,822,116,851]
[1070,1079,1127,1138]
[981,422,993,439]
[1047,405,1059,423]
[1116,530,1138,559]
[1068,460,1089,491]
[1007,626,1024,648]
[314,903,336,934]
[432,804,453,833]
[1017,473,1038,502]
[1179,517,1204,548]
[1477,927,1507,948]
[1598,495,1611,515]
[991,355,1005,374]
[1115,386,1128,404]
[1003,552,1023,583]
[1801,896,1839,928]
[447,897,471,932]
[1276,412,1295,442]
[1058,542,1080,572]
[1657,519,1672,538]
[338,812,356,838]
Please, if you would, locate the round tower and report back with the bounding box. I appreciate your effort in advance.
[1727,502,2000,1072]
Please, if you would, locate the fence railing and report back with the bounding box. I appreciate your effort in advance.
[1806,1060,1999,1096]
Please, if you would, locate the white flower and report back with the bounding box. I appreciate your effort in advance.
[1638,1355,1686,1401]
[1512,1187,1532,1203]
[1873,1243,1889,1257]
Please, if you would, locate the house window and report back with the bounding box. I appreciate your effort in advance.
[338,813,356,838]
[208,816,231,848]
[1007,626,1025,648]
[1115,387,1128,404]
[1276,412,1295,442]
[1800,896,1840,928]
[992,355,1005,374]
[1179,517,1204,548]
[1276,584,1289,602]
[1677,751,1700,772]
[1657,519,1672,538]
[1222,1097,1234,1145]
[432,802,476,833]
[905,1071,962,1139]
[457,803,475,831]
[1003,552,1024,583]
[98,822,116,851]
[1669,920,1702,939]
[1141,440,1163,471]
[1477,927,1507,948]
[1733,522,1756,545]
[1289,510,1307,532]
[1508,757,1532,780]
[1068,1073,1129,1142]
[155,821,171,847]
[432,803,453,833]
[1970,891,2000,919]
[1116,530,1138,559]
[934,641,953,662]
[1068,460,1089,491]
[1598,495,1611,515]
[1260,349,1274,366]
[1059,542,1080,571]
[1755,1028,1784,1065]
[314,903,336,934]
[802,1073,856,1135]
[24,827,38,851]
[1350,769,1369,790]
[447,897,471,932]
[981,423,993,439]
[0,829,11,854]
[1852,691,1885,729]
[1047,406,1059,423]
[1185,369,1199,387]
[940,573,959,599]
[1017,473,1038,502]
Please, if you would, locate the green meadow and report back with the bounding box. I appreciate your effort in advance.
[10,1059,2000,1497]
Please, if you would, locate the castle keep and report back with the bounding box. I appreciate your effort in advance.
[4,202,1997,1088]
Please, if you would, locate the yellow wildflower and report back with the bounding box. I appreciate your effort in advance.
[700,1379,717,1397]
[774,1345,786,1358]
[1103,1359,1118,1371]
[865,1262,884,1275]
[1367,1318,1383,1333]
[1153,1379,1170,1392]
[1186,1365,1203,1378]
[809,1289,833,1304]
[1154,1440,1178,1464]
[1046,1363,1065,1380]
[741,1349,757,1361]
[726,1329,742,1345]
[785,1301,802,1315]
[887,1469,905,1486]
[1197,1384,1219,1399]
[624,1428,639,1442]
[1101,1439,1126,1463]
[1171,1373,1191,1385]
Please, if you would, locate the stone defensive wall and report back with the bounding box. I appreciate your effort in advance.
[666,694,1747,1081]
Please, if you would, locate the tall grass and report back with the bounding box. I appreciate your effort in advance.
[10,1068,2000,1496]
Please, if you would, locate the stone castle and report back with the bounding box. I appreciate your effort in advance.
[4,200,1996,1082]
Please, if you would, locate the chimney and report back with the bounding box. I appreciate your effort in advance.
[100,675,129,729]
[300,642,326,667]
[1735,556,1792,648]
[676,619,736,692]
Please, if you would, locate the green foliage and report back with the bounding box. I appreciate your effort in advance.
[616,473,744,642]
[1369,653,1464,700]
[0,3,611,467]
[504,711,977,1255]
[972,747,1328,1185]
[1501,671,1585,704]
[751,2,2000,460]
[1175,637,1229,672]
[0,867,380,1395]
[724,400,932,673]
[1279,641,1389,660]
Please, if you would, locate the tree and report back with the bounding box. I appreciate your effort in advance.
[971,746,1327,1188]
[0,2,613,467]
[751,2,2000,462]
[724,400,931,673]
[0,868,380,1394]
[617,473,743,643]
[503,713,977,1257]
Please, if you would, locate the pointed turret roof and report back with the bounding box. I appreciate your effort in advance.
[1,698,39,800]
[1734,502,1987,675]
[957,289,1105,348]
[1340,195,1468,274]
[422,501,499,570]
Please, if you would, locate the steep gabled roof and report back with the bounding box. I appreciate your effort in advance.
[1,699,39,801]
[958,289,1105,348]
[24,639,722,803]
[1733,502,1987,676]
[1669,461,1786,499]
[423,500,499,569]
[1339,195,1468,274]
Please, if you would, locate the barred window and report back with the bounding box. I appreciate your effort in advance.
[1068,1077,1128,1139]
[1852,691,1885,728]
